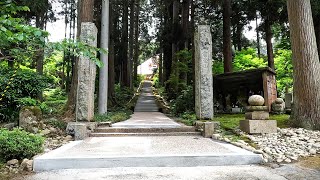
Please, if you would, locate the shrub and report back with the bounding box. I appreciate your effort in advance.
[0,67,52,122]
[94,110,132,123]
[171,86,194,115]
[114,84,134,107]
[0,128,45,161]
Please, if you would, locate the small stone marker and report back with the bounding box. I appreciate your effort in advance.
[203,122,214,138]
[240,95,277,134]
[76,22,98,122]
[194,25,214,120]
[272,98,285,114]
[74,123,87,140]
[285,93,293,114]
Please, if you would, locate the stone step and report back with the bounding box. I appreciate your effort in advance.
[90,132,201,137]
[33,136,263,172]
[94,127,196,133]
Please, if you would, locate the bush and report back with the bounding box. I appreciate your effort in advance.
[171,86,194,115]
[114,84,134,107]
[94,110,132,123]
[0,128,45,161]
[0,67,52,122]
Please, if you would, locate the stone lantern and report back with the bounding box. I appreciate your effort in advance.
[240,95,277,134]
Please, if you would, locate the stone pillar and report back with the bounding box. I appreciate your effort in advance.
[76,22,98,121]
[194,25,214,120]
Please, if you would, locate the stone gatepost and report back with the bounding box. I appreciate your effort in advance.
[76,22,98,121]
[240,95,277,134]
[194,25,214,120]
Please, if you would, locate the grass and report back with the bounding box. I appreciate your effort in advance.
[94,110,132,123]
[179,113,291,130]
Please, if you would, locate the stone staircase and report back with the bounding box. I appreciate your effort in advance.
[91,81,200,137]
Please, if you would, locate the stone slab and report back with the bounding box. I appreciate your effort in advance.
[245,111,269,120]
[240,120,277,134]
[33,136,263,172]
[246,106,269,112]
[194,25,214,120]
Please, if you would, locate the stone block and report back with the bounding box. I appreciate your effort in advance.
[203,122,214,138]
[194,25,214,120]
[245,111,269,120]
[66,122,97,136]
[240,120,277,134]
[246,106,269,112]
[76,22,98,122]
[74,123,87,140]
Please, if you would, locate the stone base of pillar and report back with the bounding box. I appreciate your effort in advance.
[240,120,277,134]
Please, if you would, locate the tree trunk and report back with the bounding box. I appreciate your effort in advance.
[256,12,261,58]
[80,0,94,22]
[265,17,275,70]
[182,0,190,49]
[133,0,140,84]
[314,21,320,59]
[172,0,179,68]
[287,0,320,130]
[98,0,109,114]
[121,1,129,87]
[236,24,242,51]
[108,1,115,106]
[128,0,135,89]
[223,0,233,73]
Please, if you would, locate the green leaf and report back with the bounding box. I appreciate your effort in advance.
[34,30,42,37]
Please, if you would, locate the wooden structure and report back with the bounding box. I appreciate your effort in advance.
[213,67,277,112]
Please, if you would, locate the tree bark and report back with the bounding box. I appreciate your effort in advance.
[108,1,115,106]
[265,17,275,70]
[128,0,135,89]
[172,0,179,67]
[223,0,233,73]
[287,0,320,130]
[121,1,129,87]
[98,0,109,114]
[256,12,261,58]
[133,0,140,84]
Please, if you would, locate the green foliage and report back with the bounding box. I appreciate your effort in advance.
[43,88,67,115]
[0,128,44,161]
[274,49,293,95]
[213,48,267,75]
[0,67,51,122]
[171,86,194,116]
[94,110,132,123]
[47,39,107,68]
[233,48,267,71]
[114,84,135,108]
[0,1,48,64]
